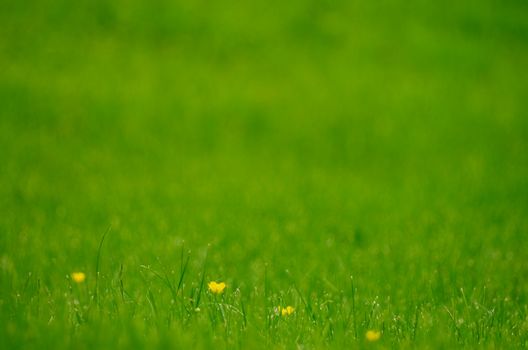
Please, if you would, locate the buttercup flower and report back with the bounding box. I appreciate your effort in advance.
[280,306,295,316]
[365,330,381,341]
[208,281,226,294]
[71,272,86,283]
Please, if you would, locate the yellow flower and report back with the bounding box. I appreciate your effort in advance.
[280,306,295,316]
[208,281,226,294]
[71,272,86,283]
[365,330,381,342]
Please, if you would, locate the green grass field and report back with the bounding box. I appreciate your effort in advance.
[1,1,528,348]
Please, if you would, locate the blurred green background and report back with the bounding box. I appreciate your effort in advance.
[1,0,527,348]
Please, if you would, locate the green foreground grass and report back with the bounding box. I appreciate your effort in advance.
[1,0,528,348]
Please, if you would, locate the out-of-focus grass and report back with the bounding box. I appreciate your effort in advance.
[1,0,528,348]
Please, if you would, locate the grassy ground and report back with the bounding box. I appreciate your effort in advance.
[1,0,528,348]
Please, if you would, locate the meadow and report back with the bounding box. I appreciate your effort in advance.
[1,0,528,348]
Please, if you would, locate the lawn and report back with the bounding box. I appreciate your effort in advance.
[1,0,528,348]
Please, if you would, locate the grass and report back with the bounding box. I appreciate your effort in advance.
[1,0,528,348]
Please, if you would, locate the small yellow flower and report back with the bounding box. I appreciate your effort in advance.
[71,272,86,283]
[365,330,381,342]
[208,281,226,294]
[280,306,295,316]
